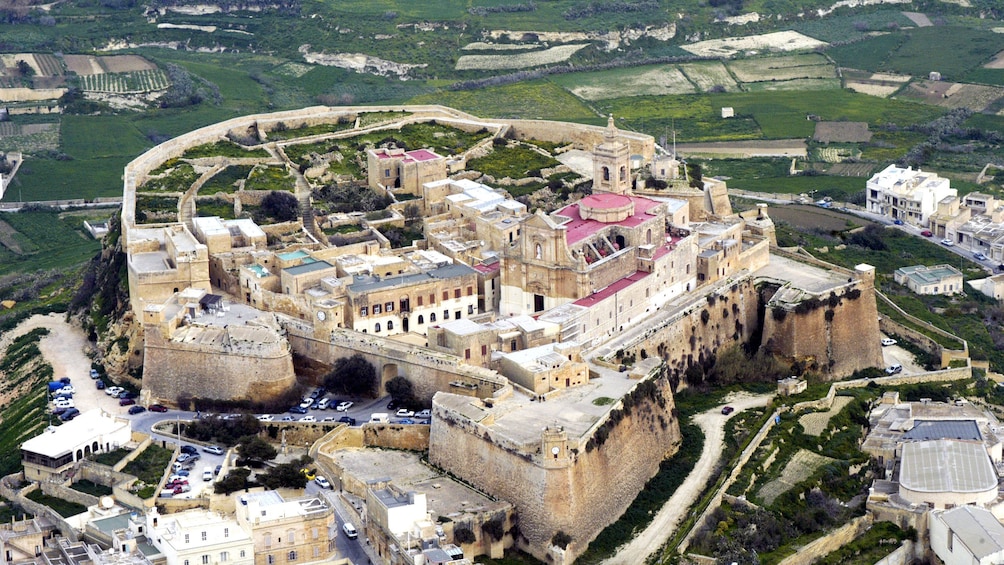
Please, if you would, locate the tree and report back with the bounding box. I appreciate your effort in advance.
[236,435,277,465]
[215,467,253,494]
[258,456,310,490]
[260,191,299,222]
[687,162,703,189]
[16,60,34,78]
[404,204,421,221]
[324,354,378,397]
[385,376,417,407]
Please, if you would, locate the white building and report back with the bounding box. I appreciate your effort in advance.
[893,264,964,295]
[21,409,132,482]
[866,164,957,226]
[930,506,1004,565]
[147,508,254,565]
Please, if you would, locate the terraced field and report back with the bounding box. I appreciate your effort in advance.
[757,449,837,505]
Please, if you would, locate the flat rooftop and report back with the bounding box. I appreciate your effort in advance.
[284,260,335,276]
[902,420,982,442]
[900,439,996,494]
[754,253,853,294]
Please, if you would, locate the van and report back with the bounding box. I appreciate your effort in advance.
[317,397,331,410]
[370,412,389,423]
[342,522,358,539]
[202,467,214,481]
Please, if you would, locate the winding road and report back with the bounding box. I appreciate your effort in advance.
[601,391,773,565]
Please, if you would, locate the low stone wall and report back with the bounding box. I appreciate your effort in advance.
[41,482,99,509]
[362,423,430,451]
[0,477,78,542]
[875,540,916,565]
[113,434,154,472]
[776,515,873,565]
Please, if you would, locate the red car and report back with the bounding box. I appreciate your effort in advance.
[149,404,169,413]
[119,397,136,406]
[921,230,933,237]
[721,406,735,415]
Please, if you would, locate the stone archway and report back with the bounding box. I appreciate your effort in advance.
[382,363,398,382]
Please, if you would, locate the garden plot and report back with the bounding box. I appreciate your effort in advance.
[728,54,835,83]
[0,54,42,76]
[902,80,1004,111]
[456,44,588,70]
[462,42,538,51]
[799,396,854,436]
[79,69,170,94]
[565,65,695,100]
[758,449,837,506]
[63,55,104,76]
[845,72,910,97]
[679,61,739,92]
[745,78,840,91]
[681,31,827,58]
[99,55,156,73]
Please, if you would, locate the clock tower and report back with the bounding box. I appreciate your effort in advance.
[312,299,342,339]
[592,114,631,196]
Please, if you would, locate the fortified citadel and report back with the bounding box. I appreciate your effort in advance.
[118,105,883,562]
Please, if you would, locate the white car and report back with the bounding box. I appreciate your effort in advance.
[257,414,274,422]
[299,415,316,422]
[880,338,897,346]
[395,409,415,418]
[106,386,124,397]
[299,398,313,409]
[315,476,332,489]
[336,401,354,412]
[54,398,74,409]
[941,238,955,246]
[58,385,75,394]
[416,409,431,419]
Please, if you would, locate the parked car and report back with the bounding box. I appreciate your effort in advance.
[316,398,331,410]
[177,453,200,464]
[881,338,897,346]
[387,400,400,411]
[941,238,955,246]
[60,377,71,385]
[315,476,332,489]
[281,415,295,422]
[721,406,735,415]
[89,369,100,379]
[149,404,169,413]
[289,406,308,414]
[203,445,224,455]
[95,380,105,390]
[999,264,1004,272]
[128,405,146,415]
[202,467,214,481]
[173,484,191,494]
[416,409,431,419]
[52,407,68,416]
[893,219,904,225]
[397,418,415,424]
[214,465,222,476]
[59,408,80,421]
[338,416,356,426]
[54,398,74,409]
[119,397,136,406]
[395,409,414,418]
[105,386,124,397]
[299,398,313,409]
[257,414,274,422]
[336,401,354,412]
[180,445,198,455]
[921,230,933,237]
[975,252,988,261]
[299,415,317,422]
[885,364,903,375]
[58,385,75,394]
[300,468,316,480]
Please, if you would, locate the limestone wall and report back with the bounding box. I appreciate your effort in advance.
[776,515,873,565]
[429,372,680,563]
[143,326,295,404]
[362,423,430,451]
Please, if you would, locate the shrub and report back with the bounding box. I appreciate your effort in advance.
[260,191,299,222]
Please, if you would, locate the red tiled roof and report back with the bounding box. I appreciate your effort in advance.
[580,193,632,210]
[473,263,500,274]
[573,271,650,308]
[557,196,662,245]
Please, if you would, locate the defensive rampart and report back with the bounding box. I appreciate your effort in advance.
[430,370,681,564]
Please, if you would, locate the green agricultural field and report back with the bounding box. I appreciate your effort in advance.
[0,211,102,275]
[964,67,1004,87]
[596,95,762,142]
[730,175,865,200]
[743,78,841,92]
[826,33,906,73]
[61,116,151,161]
[788,10,915,43]
[828,27,1000,79]
[409,81,598,122]
[466,144,560,179]
[551,65,696,101]
[200,165,255,194]
[678,61,740,92]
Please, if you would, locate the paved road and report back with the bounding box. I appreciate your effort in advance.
[601,392,774,565]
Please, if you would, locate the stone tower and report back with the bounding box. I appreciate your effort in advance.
[592,115,631,195]
[540,425,570,469]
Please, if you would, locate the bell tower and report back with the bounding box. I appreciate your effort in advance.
[592,115,631,195]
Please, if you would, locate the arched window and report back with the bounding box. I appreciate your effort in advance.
[646,229,652,245]
[535,243,542,259]
[288,552,297,562]
[374,323,381,332]
[387,320,394,331]
[430,313,436,322]
[418,315,424,324]
[619,166,626,182]
[602,166,610,181]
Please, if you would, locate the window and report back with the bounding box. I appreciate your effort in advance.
[455,310,461,319]
[202,555,209,565]
[267,556,274,565]
[374,323,381,332]
[359,306,368,317]
[386,302,394,312]
[429,293,435,304]
[387,320,394,331]
[418,315,424,324]
[265,534,272,548]
[442,291,449,301]
[224,528,229,538]
[482,345,487,356]
[288,551,297,562]
[384,168,390,177]
[221,552,229,562]
[511,339,517,351]
[535,243,542,259]
[418,296,423,306]
[430,313,436,322]
[201,532,207,542]
[444,310,450,320]
[312,527,319,540]
[467,286,473,296]
[465,349,471,360]
[240,551,246,558]
[468,305,474,315]
[373,304,381,314]
[454,289,461,299]
[185,534,190,544]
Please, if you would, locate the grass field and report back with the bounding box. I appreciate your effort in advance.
[828,27,1001,80]
[551,65,696,101]
[679,61,740,92]
[409,80,598,122]
[0,211,102,276]
[61,115,151,161]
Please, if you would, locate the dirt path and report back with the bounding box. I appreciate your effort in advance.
[2,313,121,415]
[601,391,773,565]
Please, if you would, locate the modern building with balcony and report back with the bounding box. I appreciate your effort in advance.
[866,164,957,226]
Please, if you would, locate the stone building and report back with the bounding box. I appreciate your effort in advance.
[497,342,588,395]
[0,516,58,563]
[368,148,447,195]
[894,264,964,295]
[234,491,336,565]
[146,508,254,565]
[427,315,561,369]
[191,217,267,255]
[930,506,1004,565]
[126,225,210,314]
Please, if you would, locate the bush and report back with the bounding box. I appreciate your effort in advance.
[259,191,299,222]
[324,354,378,397]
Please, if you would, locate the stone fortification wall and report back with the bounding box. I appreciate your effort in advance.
[143,326,295,404]
[362,423,430,451]
[506,120,654,163]
[614,276,760,380]
[429,372,680,563]
[762,279,883,378]
[285,325,510,403]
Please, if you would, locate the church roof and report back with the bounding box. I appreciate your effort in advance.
[555,196,661,244]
